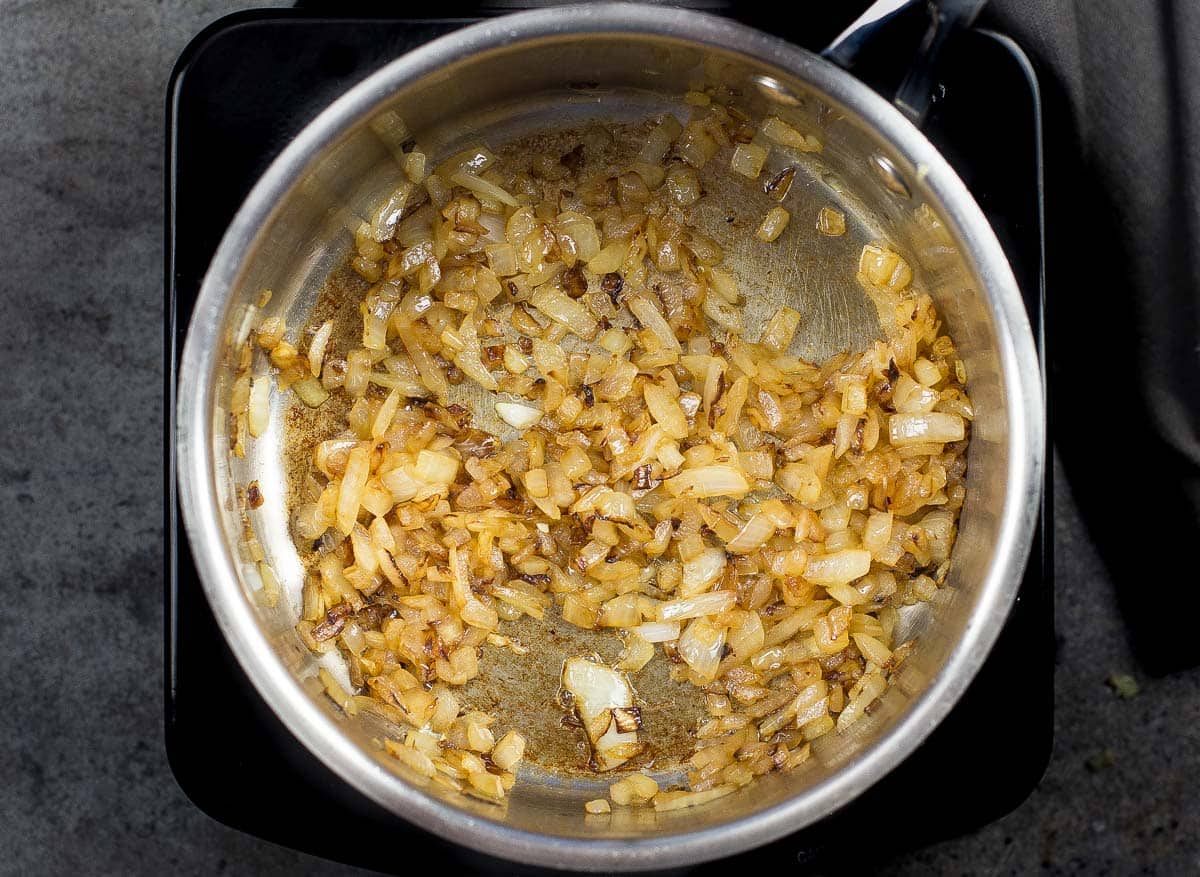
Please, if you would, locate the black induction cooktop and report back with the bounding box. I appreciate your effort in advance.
[166,9,1051,874]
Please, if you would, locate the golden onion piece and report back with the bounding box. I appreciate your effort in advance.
[562,657,643,772]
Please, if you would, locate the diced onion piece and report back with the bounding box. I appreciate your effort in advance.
[370,181,414,242]
[913,357,941,387]
[657,441,685,473]
[760,307,801,352]
[677,617,727,684]
[491,730,526,771]
[893,375,939,414]
[530,285,599,340]
[852,632,893,667]
[562,593,598,628]
[396,323,449,400]
[665,465,749,499]
[738,449,774,481]
[415,449,459,484]
[776,462,821,504]
[888,412,964,445]
[319,667,356,715]
[485,242,518,277]
[503,346,530,375]
[435,144,496,178]
[826,582,868,606]
[860,512,894,560]
[363,292,395,337]
[336,446,370,534]
[585,799,611,814]
[368,109,408,149]
[449,170,519,207]
[247,377,271,438]
[531,338,568,382]
[725,609,765,659]
[561,657,641,771]
[468,769,505,799]
[610,772,659,805]
[789,681,829,729]
[665,165,701,207]
[268,339,299,371]
[593,489,643,525]
[617,632,654,671]
[402,150,426,183]
[686,231,723,265]
[817,206,846,236]
[680,547,726,597]
[523,468,549,498]
[466,721,496,753]
[767,548,810,578]
[429,690,458,733]
[837,671,887,731]
[804,550,871,586]
[556,211,601,262]
[858,244,913,291]
[496,402,543,430]
[813,605,852,654]
[761,116,821,152]
[638,115,682,165]
[703,266,740,304]
[292,376,329,408]
[657,591,736,621]
[634,621,681,643]
[395,208,434,248]
[631,161,665,189]
[380,467,422,504]
[385,739,437,778]
[627,295,682,353]
[714,375,750,438]
[587,241,629,275]
[307,320,334,379]
[702,293,743,334]
[371,388,402,439]
[643,383,689,440]
[757,206,791,243]
[424,173,450,208]
[256,561,281,607]
[725,514,775,555]
[653,785,736,812]
[730,142,768,179]
[452,314,499,391]
[598,327,633,356]
[675,121,718,168]
[450,545,498,631]
[842,380,867,415]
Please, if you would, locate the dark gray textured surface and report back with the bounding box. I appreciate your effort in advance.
[1,1,1197,874]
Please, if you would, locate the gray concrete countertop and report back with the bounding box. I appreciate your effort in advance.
[1,2,1196,874]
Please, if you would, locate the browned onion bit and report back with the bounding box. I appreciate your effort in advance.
[764,166,797,201]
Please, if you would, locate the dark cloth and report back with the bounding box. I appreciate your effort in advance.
[989,0,1200,673]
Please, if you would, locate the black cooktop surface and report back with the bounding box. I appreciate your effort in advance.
[166,10,1051,874]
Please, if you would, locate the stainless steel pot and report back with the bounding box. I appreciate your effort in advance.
[176,3,1044,870]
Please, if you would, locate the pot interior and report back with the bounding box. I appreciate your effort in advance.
[186,12,1028,867]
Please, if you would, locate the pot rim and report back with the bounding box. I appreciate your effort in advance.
[176,3,1044,870]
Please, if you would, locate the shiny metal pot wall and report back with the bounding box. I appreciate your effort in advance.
[176,4,1043,870]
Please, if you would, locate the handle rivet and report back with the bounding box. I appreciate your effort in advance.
[750,74,801,107]
[870,152,911,198]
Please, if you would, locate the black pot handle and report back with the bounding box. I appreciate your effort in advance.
[822,0,988,126]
